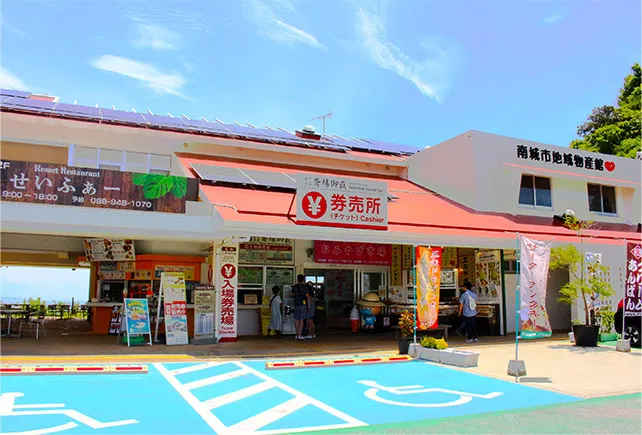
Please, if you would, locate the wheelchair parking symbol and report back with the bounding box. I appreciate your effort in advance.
[357,380,503,408]
[0,392,138,434]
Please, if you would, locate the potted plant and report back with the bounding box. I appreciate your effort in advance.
[415,336,448,362]
[397,311,414,355]
[550,211,615,347]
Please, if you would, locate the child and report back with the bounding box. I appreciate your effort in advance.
[267,285,282,337]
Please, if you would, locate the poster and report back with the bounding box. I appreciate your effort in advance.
[441,247,458,269]
[161,272,189,345]
[123,298,151,335]
[402,245,413,270]
[216,243,239,340]
[519,236,552,339]
[239,237,294,265]
[391,245,403,286]
[416,246,442,330]
[314,241,391,265]
[84,239,135,262]
[296,173,388,230]
[155,265,195,280]
[0,160,188,213]
[625,242,642,317]
[475,250,502,303]
[458,249,475,286]
[98,262,125,280]
[107,305,122,335]
[194,285,215,339]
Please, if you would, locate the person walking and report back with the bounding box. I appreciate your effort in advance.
[459,281,479,343]
[291,274,309,340]
[267,285,282,338]
[305,281,316,339]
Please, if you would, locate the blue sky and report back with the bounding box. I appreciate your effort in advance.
[1,0,640,149]
[0,267,90,304]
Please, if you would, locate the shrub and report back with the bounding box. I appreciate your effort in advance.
[596,310,615,334]
[398,311,415,337]
[420,336,448,350]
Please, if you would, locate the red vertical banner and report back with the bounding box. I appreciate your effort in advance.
[416,246,442,330]
[625,242,642,317]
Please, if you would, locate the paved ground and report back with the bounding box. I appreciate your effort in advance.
[0,360,579,435]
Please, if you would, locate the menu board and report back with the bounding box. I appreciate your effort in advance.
[475,250,502,303]
[84,239,135,262]
[194,285,215,339]
[155,265,195,280]
[161,272,189,345]
[99,262,125,280]
[239,237,294,265]
[108,305,122,335]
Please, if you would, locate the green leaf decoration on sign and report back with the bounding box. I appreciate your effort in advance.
[132,173,147,186]
[171,177,188,199]
[142,174,175,199]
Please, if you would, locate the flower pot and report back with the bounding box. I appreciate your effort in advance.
[416,347,442,363]
[439,349,480,367]
[572,324,599,347]
[397,339,410,355]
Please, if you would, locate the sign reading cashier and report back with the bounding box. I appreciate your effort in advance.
[296,173,388,230]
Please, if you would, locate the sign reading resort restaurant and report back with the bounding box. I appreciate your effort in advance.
[295,173,388,230]
[0,160,188,213]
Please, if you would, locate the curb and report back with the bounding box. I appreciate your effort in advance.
[266,354,412,369]
[0,364,148,375]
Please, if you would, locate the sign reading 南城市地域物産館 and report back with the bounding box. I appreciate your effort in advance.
[295,173,388,230]
[0,160,188,213]
[515,144,616,173]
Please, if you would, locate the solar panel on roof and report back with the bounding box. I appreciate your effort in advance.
[241,169,296,190]
[1,96,56,112]
[0,89,31,99]
[100,108,148,125]
[144,114,187,129]
[357,138,418,154]
[54,103,100,118]
[182,119,231,135]
[190,163,255,185]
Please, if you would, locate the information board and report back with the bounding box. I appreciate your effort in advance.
[160,272,189,345]
[194,285,215,339]
[122,298,152,346]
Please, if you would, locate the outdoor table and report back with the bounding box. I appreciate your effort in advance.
[1,309,28,337]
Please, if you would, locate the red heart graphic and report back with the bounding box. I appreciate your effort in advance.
[605,161,615,172]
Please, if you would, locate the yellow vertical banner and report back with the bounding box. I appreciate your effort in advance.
[402,245,413,270]
[391,245,402,286]
[416,246,443,330]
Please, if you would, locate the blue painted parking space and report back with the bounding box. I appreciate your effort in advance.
[0,360,580,435]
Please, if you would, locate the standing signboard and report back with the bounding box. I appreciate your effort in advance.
[122,298,152,347]
[193,284,216,343]
[518,236,552,339]
[108,305,122,335]
[216,243,239,341]
[625,242,642,317]
[416,246,443,330]
[159,272,189,345]
[296,173,388,230]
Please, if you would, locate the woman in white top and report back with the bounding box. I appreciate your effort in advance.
[267,285,283,337]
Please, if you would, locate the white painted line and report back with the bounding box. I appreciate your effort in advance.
[257,423,365,435]
[154,363,230,435]
[204,381,274,410]
[234,362,366,428]
[3,422,78,435]
[183,368,249,391]
[230,397,306,433]
[169,361,225,376]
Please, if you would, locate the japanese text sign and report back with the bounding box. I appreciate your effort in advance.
[0,160,187,213]
[416,246,442,330]
[314,241,391,265]
[296,173,388,230]
[216,243,239,340]
[519,236,552,339]
[516,145,616,173]
[160,272,189,346]
[194,285,216,339]
[84,239,135,262]
[625,242,642,317]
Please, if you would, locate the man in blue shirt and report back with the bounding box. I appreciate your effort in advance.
[291,274,310,340]
[459,281,479,343]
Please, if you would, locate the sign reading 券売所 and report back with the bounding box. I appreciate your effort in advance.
[295,173,388,230]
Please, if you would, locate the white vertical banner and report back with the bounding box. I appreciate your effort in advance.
[519,236,552,339]
[216,241,239,341]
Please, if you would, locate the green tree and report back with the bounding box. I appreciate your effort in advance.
[571,63,641,158]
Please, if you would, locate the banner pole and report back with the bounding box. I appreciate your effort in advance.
[515,233,520,364]
[413,246,417,347]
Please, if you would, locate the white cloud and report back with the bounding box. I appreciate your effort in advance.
[356,5,462,102]
[541,14,562,24]
[0,67,30,91]
[91,55,188,99]
[133,23,180,51]
[244,0,326,50]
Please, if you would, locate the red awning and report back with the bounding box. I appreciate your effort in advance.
[178,155,640,246]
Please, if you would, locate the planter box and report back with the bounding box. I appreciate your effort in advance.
[415,346,443,363]
[599,333,618,342]
[439,349,480,368]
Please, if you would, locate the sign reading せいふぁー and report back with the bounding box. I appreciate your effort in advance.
[295,173,388,230]
[216,244,239,340]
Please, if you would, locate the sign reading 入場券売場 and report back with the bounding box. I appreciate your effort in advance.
[295,173,388,230]
[515,144,616,173]
[0,160,188,213]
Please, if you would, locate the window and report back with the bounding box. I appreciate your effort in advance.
[68,145,171,175]
[518,175,552,207]
[587,183,617,214]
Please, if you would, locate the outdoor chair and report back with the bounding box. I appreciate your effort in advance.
[18,307,46,340]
